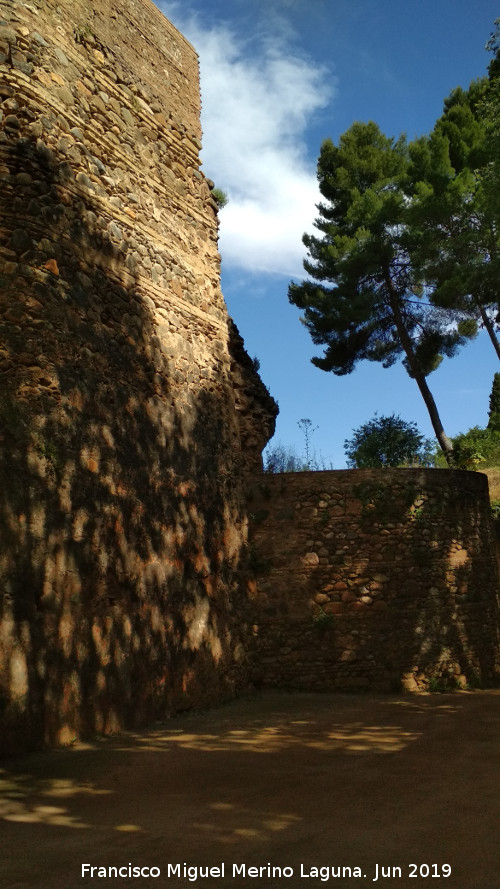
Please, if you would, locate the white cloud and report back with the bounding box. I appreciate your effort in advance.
[159,4,335,277]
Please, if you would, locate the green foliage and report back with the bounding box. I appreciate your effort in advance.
[428,673,471,692]
[486,18,500,70]
[407,69,500,360]
[457,318,479,339]
[289,121,460,455]
[344,414,434,468]
[428,676,452,694]
[464,670,482,690]
[433,424,500,469]
[490,499,500,518]
[452,426,500,468]
[448,442,485,470]
[312,610,334,632]
[482,19,500,222]
[353,479,422,524]
[32,434,64,472]
[212,187,228,209]
[488,373,500,430]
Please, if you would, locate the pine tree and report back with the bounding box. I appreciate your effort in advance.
[289,122,465,457]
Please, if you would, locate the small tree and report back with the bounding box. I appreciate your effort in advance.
[344,414,434,468]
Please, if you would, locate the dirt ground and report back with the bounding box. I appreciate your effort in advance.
[0,690,499,889]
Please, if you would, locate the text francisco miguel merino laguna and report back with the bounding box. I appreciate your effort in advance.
[81,862,437,882]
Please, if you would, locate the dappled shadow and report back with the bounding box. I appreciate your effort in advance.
[0,125,248,753]
[403,472,500,688]
[245,470,500,692]
[0,692,457,832]
[1,691,500,889]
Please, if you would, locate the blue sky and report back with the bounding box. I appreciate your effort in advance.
[156,0,499,467]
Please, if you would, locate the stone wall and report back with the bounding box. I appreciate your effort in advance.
[0,0,276,755]
[1,0,499,758]
[246,470,500,692]
[229,321,278,474]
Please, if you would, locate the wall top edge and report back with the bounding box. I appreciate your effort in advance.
[251,468,490,482]
[139,0,199,59]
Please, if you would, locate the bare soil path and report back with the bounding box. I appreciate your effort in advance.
[0,691,499,889]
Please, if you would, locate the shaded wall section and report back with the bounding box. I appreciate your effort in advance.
[246,470,500,692]
[0,0,277,754]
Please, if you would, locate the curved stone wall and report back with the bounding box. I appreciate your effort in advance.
[246,469,500,692]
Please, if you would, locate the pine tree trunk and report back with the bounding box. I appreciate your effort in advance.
[478,303,500,361]
[386,279,453,457]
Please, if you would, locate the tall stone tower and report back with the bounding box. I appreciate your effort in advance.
[0,0,277,753]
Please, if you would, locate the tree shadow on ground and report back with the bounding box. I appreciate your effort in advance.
[0,691,499,889]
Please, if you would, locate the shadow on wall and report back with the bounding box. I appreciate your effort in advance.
[245,470,500,692]
[405,479,500,691]
[0,133,248,754]
[343,474,500,689]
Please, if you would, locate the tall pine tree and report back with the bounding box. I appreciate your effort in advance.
[289,122,467,456]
